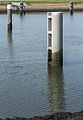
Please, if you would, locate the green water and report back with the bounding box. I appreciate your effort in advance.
[0,12,83,118]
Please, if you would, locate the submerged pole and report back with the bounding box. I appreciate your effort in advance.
[7,4,12,31]
[47,12,63,66]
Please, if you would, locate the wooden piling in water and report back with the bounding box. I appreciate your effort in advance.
[69,1,74,14]
[7,4,12,31]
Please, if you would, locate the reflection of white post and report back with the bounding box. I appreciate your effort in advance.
[47,12,63,66]
[7,4,12,31]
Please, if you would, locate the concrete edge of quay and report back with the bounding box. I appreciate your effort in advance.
[0,7,83,14]
[1,110,83,120]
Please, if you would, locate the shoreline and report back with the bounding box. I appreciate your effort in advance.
[2,110,83,120]
[0,4,83,13]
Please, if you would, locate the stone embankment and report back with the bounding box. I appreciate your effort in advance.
[2,110,83,120]
[26,3,83,12]
[0,4,83,13]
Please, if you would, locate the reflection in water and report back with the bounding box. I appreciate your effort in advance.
[47,65,66,113]
[20,13,24,18]
[7,30,13,57]
[70,11,74,16]
[20,12,26,20]
[70,12,73,16]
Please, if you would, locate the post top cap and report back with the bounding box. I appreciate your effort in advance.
[7,4,12,9]
[47,12,63,16]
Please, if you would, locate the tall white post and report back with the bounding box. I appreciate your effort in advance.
[7,4,12,31]
[47,12,63,66]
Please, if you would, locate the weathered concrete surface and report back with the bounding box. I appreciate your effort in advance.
[48,49,63,66]
[3,110,83,120]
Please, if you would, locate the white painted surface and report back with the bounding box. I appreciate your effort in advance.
[12,2,26,7]
[47,12,63,53]
[7,4,12,9]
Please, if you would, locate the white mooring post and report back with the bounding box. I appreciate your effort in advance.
[7,4,12,31]
[47,12,63,66]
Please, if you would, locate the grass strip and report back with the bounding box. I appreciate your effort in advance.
[0,0,83,6]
